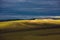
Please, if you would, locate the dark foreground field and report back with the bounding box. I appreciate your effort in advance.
[0,20,60,40]
[0,28,60,40]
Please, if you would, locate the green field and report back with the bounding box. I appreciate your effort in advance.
[0,20,60,40]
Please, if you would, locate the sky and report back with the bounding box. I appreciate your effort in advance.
[0,0,60,19]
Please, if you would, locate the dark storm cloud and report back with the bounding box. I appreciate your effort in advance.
[0,0,60,19]
[1,0,60,15]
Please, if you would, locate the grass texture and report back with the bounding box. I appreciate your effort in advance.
[0,19,60,40]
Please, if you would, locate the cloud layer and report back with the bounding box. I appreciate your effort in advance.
[1,0,60,16]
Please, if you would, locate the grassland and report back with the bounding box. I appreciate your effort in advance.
[0,19,60,40]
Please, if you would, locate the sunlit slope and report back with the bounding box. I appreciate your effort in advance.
[0,19,60,40]
[0,19,60,30]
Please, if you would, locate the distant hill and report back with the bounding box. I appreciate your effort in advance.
[0,16,60,22]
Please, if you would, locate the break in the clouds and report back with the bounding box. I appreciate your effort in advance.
[0,0,60,16]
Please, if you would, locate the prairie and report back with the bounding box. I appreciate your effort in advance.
[0,19,60,30]
[0,19,60,40]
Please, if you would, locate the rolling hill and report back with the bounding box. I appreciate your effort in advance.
[0,19,60,40]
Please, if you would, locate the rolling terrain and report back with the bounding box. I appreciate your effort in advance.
[0,19,60,40]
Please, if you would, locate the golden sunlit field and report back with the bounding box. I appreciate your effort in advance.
[0,19,60,30]
[0,19,60,40]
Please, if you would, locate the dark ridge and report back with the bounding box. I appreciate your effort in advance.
[0,18,60,22]
[0,19,25,22]
[0,18,33,22]
[0,25,60,34]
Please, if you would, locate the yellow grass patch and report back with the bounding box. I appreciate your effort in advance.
[0,19,60,30]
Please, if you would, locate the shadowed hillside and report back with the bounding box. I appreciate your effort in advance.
[0,19,60,33]
[0,19,60,40]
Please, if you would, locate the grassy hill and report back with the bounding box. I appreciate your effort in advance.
[0,19,60,40]
[0,19,60,30]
